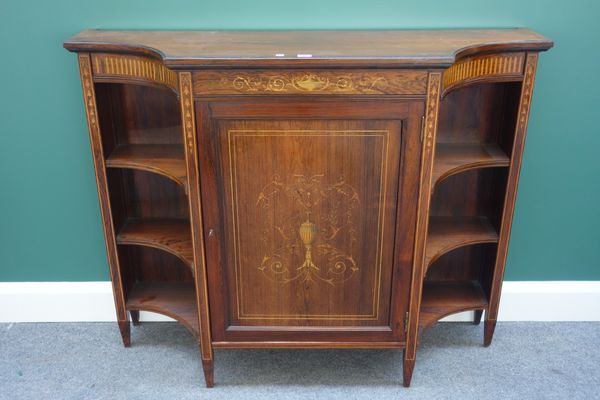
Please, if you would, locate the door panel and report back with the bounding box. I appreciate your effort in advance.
[197,98,423,343]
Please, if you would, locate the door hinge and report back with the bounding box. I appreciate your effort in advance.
[404,312,409,332]
[419,115,425,142]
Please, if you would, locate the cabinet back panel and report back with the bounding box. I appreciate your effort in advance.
[425,244,497,285]
[437,82,521,157]
[107,169,189,221]
[95,83,183,151]
[430,168,508,230]
[118,246,193,302]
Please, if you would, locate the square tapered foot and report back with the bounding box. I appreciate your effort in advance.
[484,319,497,347]
[403,353,415,387]
[117,319,130,348]
[474,309,483,325]
[130,310,141,326]
[202,359,214,388]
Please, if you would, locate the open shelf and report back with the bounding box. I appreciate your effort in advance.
[419,281,488,334]
[106,144,187,191]
[117,219,194,273]
[432,143,509,187]
[425,216,499,270]
[126,282,199,337]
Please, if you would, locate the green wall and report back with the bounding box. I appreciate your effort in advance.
[1,0,598,281]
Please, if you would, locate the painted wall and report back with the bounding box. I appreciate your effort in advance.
[0,0,598,281]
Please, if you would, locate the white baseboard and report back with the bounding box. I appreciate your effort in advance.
[0,281,599,323]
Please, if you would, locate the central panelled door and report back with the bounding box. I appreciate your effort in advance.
[197,97,423,345]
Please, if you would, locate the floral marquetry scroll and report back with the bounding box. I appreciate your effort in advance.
[193,70,428,95]
[256,174,361,286]
[91,53,179,91]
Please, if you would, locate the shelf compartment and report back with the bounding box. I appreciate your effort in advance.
[419,281,488,333]
[106,144,187,191]
[425,216,498,271]
[117,219,194,273]
[126,282,199,337]
[432,143,509,187]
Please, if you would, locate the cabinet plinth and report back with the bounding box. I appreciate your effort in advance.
[66,28,552,388]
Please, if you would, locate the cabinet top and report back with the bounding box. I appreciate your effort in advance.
[64,29,552,68]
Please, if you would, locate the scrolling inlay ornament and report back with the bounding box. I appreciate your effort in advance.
[192,70,428,95]
[231,73,387,93]
[441,53,525,95]
[256,175,360,286]
[91,53,178,91]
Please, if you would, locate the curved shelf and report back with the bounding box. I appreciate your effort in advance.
[117,219,194,273]
[425,216,499,271]
[432,143,509,188]
[419,281,488,334]
[106,145,187,192]
[126,282,199,337]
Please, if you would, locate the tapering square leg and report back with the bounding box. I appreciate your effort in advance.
[202,358,214,388]
[474,309,483,325]
[484,319,497,347]
[402,350,415,387]
[117,319,130,348]
[130,310,140,326]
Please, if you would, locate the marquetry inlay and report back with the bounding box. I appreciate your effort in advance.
[228,129,390,320]
[424,73,441,155]
[79,55,100,137]
[256,174,361,287]
[91,53,178,91]
[193,70,428,95]
[179,73,196,157]
[516,54,538,132]
[442,53,525,95]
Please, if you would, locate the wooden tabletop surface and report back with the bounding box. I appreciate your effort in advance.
[64,29,553,68]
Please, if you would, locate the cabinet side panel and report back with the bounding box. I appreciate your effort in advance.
[179,72,213,362]
[405,72,442,361]
[487,53,539,322]
[77,53,127,322]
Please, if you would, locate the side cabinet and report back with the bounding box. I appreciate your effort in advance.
[65,29,552,389]
[196,95,424,344]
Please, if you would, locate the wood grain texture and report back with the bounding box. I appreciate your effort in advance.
[432,143,510,188]
[198,97,422,344]
[403,72,441,387]
[91,53,178,90]
[179,71,214,387]
[425,216,499,270]
[116,219,194,271]
[486,53,540,335]
[64,29,552,68]
[126,282,199,336]
[212,341,405,349]
[192,70,427,95]
[106,144,187,191]
[77,53,130,346]
[66,30,551,389]
[419,281,488,333]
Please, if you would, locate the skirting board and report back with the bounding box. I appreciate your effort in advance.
[0,281,599,322]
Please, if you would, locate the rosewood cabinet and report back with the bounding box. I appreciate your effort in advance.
[64,29,552,387]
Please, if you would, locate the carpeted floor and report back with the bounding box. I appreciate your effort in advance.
[1,322,598,399]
